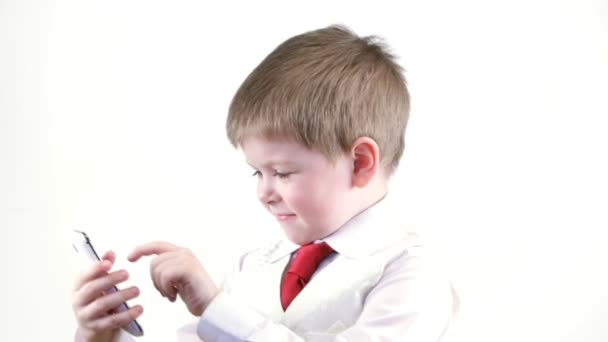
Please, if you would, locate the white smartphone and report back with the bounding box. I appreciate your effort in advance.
[72,230,144,337]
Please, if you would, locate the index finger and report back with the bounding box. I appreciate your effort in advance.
[73,259,112,291]
[128,241,179,262]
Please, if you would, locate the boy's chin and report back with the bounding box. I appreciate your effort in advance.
[283,229,315,246]
[284,235,311,246]
[286,223,347,245]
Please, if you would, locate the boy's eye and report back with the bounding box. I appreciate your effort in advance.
[251,170,261,177]
[274,171,291,179]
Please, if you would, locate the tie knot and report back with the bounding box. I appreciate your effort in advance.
[288,242,335,282]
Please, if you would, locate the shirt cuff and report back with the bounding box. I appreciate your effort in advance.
[197,291,267,341]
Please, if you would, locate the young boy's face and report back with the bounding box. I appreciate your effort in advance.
[242,135,354,245]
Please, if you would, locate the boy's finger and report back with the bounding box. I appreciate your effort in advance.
[128,241,179,262]
[73,259,112,291]
[148,252,175,298]
[79,286,141,321]
[86,305,143,332]
[157,264,181,300]
[100,250,116,264]
[74,270,130,307]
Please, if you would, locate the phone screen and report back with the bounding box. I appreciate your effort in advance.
[72,230,144,337]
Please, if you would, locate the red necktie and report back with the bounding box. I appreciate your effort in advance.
[280,242,335,310]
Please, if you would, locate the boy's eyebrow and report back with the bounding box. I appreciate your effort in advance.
[246,160,297,169]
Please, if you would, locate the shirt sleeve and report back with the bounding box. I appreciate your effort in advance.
[74,329,136,342]
[196,249,455,342]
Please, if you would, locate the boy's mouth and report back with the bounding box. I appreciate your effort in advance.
[275,214,296,222]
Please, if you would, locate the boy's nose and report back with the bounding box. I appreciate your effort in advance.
[258,179,279,204]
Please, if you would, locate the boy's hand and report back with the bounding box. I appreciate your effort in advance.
[71,250,143,342]
[128,242,220,317]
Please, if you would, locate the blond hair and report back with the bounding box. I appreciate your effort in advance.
[226,25,410,173]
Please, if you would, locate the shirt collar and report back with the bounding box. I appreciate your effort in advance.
[266,192,417,262]
[266,239,300,263]
[323,192,417,259]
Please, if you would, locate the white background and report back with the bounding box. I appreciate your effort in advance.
[1,0,607,341]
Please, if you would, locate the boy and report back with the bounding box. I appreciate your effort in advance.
[71,25,456,341]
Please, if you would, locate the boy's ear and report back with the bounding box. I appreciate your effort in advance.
[350,137,380,188]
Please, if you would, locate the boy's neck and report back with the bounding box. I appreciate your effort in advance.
[350,177,389,217]
[318,179,388,242]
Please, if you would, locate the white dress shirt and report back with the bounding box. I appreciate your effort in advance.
[173,195,457,341]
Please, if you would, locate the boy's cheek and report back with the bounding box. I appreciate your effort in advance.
[286,191,313,209]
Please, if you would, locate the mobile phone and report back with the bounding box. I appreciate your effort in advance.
[72,230,144,337]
